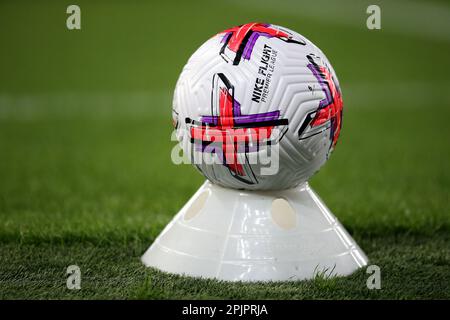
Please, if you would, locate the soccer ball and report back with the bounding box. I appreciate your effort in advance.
[173,23,343,190]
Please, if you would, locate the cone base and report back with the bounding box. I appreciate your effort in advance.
[142,181,368,282]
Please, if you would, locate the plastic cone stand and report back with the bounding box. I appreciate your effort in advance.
[142,181,368,281]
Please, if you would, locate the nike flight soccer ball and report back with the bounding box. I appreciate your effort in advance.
[172,23,343,190]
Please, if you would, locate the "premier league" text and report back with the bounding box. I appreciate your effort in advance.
[252,44,277,104]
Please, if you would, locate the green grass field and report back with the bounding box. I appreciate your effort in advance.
[1,0,449,299]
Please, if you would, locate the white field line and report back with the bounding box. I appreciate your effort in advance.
[341,81,450,109]
[0,91,172,120]
[0,82,448,120]
[230,0,450,43]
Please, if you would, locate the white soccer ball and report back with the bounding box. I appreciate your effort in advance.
[173,23,343,190]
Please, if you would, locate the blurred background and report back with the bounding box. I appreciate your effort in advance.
[0,0,449,299]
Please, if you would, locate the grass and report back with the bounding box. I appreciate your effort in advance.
[0,0,450,299]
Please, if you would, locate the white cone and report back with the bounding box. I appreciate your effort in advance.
[142,181,368,282]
